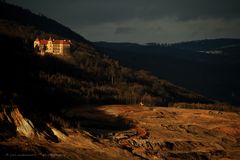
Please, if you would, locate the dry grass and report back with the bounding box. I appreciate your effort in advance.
[171,102,240,112]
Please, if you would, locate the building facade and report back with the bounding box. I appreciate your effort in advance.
[34,37,71,55]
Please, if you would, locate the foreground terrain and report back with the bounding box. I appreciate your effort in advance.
[1,105,240,160]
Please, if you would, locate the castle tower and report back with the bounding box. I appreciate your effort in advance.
[47,36,53,53]
[34,37,40,48]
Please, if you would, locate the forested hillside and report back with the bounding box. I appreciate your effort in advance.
[95,40,240,105]
[0,1,212,113]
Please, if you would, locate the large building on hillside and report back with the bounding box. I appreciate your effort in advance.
[34,37,71,55]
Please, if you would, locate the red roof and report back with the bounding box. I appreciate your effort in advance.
[39,40,48,44]
[52,40,71,44]
[38,39,71,45]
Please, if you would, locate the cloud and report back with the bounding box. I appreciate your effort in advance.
[7,0,240,25]
[6,0,240,42]
[115,27,136,34]
[76,17,240,43]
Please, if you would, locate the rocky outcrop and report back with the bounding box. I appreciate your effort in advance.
[10,107,36,138]
[0,105,36,138]
[112,127,227,160]
[0,105,66,141]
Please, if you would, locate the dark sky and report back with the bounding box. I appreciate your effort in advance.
[6,0,240,43]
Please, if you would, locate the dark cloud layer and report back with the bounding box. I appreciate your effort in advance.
[115,27,136,34]
[6,0,240,43]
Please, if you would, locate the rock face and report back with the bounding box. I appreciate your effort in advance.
[10,107,35,138]
[0,105,65,141]
[0,105,36,138]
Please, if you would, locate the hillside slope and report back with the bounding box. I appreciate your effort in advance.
[0,1,214,144]
[94,40,240,105]
[0,1,211,110]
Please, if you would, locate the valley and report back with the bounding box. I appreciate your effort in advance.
[95,41,240,105]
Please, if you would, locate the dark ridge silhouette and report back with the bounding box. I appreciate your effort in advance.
[0,1,89,43]
[171,38,240,51]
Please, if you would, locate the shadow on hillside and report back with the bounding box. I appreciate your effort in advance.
[0,34,95,110]
[63,106,134,137]
[0,34,133,138]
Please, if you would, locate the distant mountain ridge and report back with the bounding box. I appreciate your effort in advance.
[171,38,240,51]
